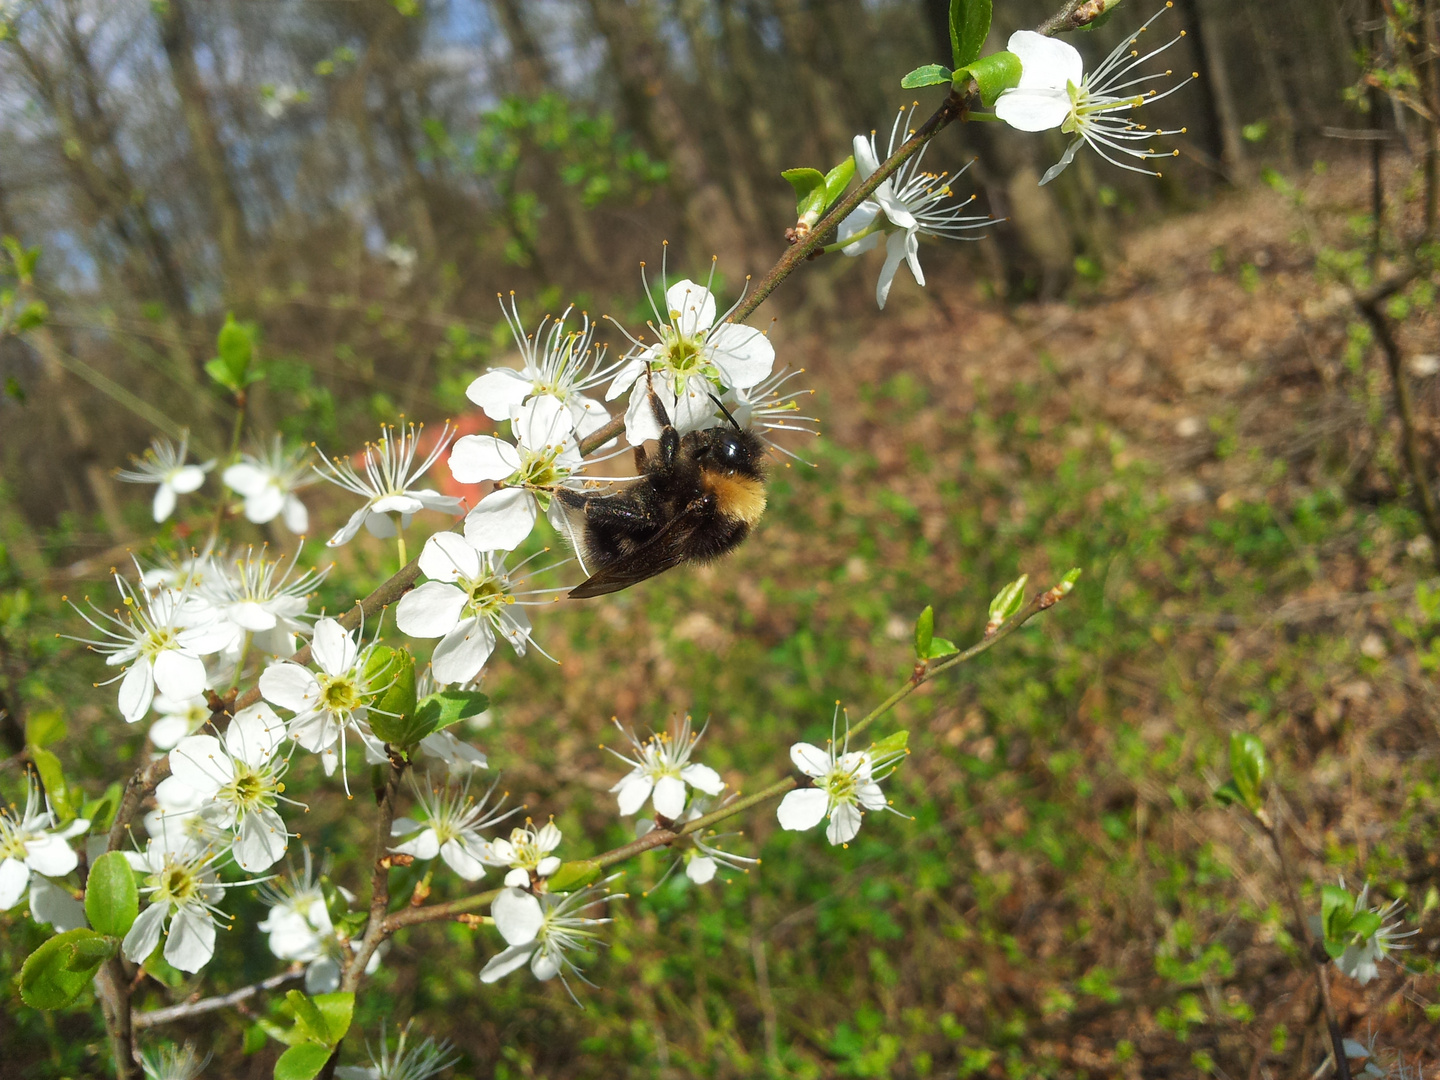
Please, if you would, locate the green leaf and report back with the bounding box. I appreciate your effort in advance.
[1347,910,1382,941]
[914,605,935,659]
[15,299,48,331]
[949,0,992,68]
[85,852,138,938]
[547,859,603,892]
[868,729,909,759]
[211,313,258,391]
[24,708,66,748]
[29,746,75,822]
[901,63,953,89]
[311,992,353,1045]
[81,782,124,833]
[1321,884,1354,946]
[413,690,490,735]
[927,636,958,659]
[954,49,1023,107]
[988,574,1029,623]
[363,647,420,746]
[285,989,330,1046]
[20,929,107,1009]
[63,934,117,971]
[781,167,828,226]
[823,157,855,208]
[273,1043,333,1080]
[1228,731,1269,813]
[1212,780,1243,807]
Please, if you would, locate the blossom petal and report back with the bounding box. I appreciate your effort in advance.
[170,734,232,794]
[857,781,888,811]
[515,394,575,452]
[531,949,561,981]
[226,702,286,765]
[776,787,829,831]
[165,905,216,972]
[614,772,655,816]
[480,942,536,983]
[707,324,775,391]
[439,837,488,881]
[395,581,469,639]
[492,887,545,945]
[392,828,441,861]
[169,466,207,494]
[234,808,289,872]
[503,867,530,887]
[123,902,167,964]
[305,955,342,994]
[686,856,717,884]
[243,485,285,525]
[222,463,266,496]
[467,368,533,421]
[666,279,717,336]
[1039,136,1086,186]
[464,488,538,552]
[282,495,309,535]
[852,133,881,180]
[153,484,177,523]
[605,356,647,403]
[328,506,370,547]
[994,87,1073,132]
[430,617,496,685]
[1007,29,1083,91]
[680,762,725,796]
[0,858,29,909]
[311,618,357,677]
[789,743,831,778]
[825,801,863,845]
[875,228,914,310]
[418,531,482,583]
[449,435,522,484]
[118,658,156,724]
[652,775,688,820]
[29,875,87,931]
[837,202,881,255]
[259,662,320,713]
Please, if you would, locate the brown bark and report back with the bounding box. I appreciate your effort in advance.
[156,0,253,301]
[582,0,750,270]
[1180,0,1246,181]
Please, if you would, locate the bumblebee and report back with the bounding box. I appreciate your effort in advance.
[557,385,767,598]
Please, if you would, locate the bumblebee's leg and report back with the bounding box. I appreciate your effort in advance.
[579,497,663,531]
[633,443,648,472]
[642,370,682,470]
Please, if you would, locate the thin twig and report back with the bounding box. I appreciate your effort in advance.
[132,969,304,1028]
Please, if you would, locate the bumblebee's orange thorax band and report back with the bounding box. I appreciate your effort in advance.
[703,470,767,526]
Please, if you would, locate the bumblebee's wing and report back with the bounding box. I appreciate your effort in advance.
[567,501,706,599]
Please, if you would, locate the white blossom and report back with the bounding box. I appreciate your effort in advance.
[608,715,725,820]
[995,9,1193,185]
[259,617,388,789]
[485,819,563,888]
[393,534,542,685]
[467,295,618,439]
[314,423,465,547]
[1335,884,1417,985]
[636,795,757,887]
[66,568,231,724]
[139,1044,209,1080]
[166,702,295,872]
[257,847,380,994]
[196,545,328,659]
[222,436,314,533]
[836,108,994,309]
[777,720,906,845]
[390,776,512,882]
[449,395,587,551]
[606,258,776,444]
[122,838,234,973]
[0,779,89,913]
[335,1021,459,1080]
[148,693,211,751]
[480,878,624,998]
[116,434,215,523]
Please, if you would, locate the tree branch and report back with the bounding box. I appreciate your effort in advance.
[381,578,1075,932]
[132,968,304,1028]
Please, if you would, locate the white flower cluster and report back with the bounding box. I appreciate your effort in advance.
[777,716,906,846]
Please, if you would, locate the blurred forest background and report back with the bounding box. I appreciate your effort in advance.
[6,0,1440,1078]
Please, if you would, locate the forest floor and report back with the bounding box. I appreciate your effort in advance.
[10,157,1440,1079]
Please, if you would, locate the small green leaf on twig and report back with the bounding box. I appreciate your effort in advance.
[953,50,1023,107]
[949,0,992,68]
[914,605,935,659]
[85,852,138,939]
[902,63,953,89]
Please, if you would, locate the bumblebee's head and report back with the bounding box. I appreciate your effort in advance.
[694,427,766,479]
